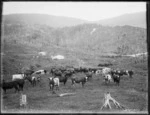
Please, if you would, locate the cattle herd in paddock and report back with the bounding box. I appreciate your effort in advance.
[1,66,134,94]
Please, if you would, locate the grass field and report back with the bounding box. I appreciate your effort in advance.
[1,51,148,113]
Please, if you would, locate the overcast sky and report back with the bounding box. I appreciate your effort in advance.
[3,2,146,21]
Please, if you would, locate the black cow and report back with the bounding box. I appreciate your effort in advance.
[55,73,68,85]
[1,80,20,93]
[52,69,62,77]
[24,69,34,77]
[112,74,120,86]
[126,70,134,78]
[85,71,93,80]
[71,76,88,87]
[111,70,126,77]
[14,79,25,91]
[64,70,75,78]
[112,69,133,78]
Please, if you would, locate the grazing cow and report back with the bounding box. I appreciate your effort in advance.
[112,74,120,86]
[53,70,62,77]
[48,77,59,91]
[71,76,88,87]
[125,70,134,78]
[1,80,20,93]
[33,69,46,75]
[12,74,25,81]
[85,71,93,80]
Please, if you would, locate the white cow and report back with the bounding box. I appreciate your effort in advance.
[33,70,46,75]
[48,77,60,91]
[51,55,64,60]
[38,52,46,56]
[104,74,113,84]
[102,67,112,75]
[12,74,25,81]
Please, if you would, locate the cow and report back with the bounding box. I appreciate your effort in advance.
[102,67,112,75]
[48,77,59,92]
[33,69,47,75]
[111,70,126,77]
[56,74,68,86]
[111,74,121,86]
[1,80,20,94]
[74,67,82,73]
[125,70,134,78]
[104,74,113,84]
[71,76,88,87]
[80,67,89,73]
[14,79,25,91]
[24,69,34,77]
[12,74,25,81]
[64,70,75,78]
[28,75,41,87]
[31,76,36,87]
[53,70,62,77]
[38,51,46,56]
[85,71,93,80]
[95,70,102,76]
[25,76,33,85]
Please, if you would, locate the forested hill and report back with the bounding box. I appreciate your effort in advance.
[2,22,147,55]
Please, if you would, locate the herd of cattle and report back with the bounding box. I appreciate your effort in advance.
[1,66,134,94]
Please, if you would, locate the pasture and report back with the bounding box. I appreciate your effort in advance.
[1,53,148,113]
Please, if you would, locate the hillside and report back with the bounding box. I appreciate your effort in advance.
[93,12,146,28]
[2,22,147,55]
[3,12,146,28]
[3,14,88,28]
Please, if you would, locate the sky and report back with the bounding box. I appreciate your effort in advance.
[2,2,146,21]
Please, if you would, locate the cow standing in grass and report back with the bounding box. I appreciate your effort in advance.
[12,74,25,81]
[71,76,88,87]
[24,70,34,77]
[31,76,36,87]
[48,77,59,93]
[14,79,25,91]
[12,74,26,91]
[111,74,121,86]
[33,69,47,75]
[1,80,20,94]
[85,71,94,81]
[125,70,134,78]
[104,74,113,85]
